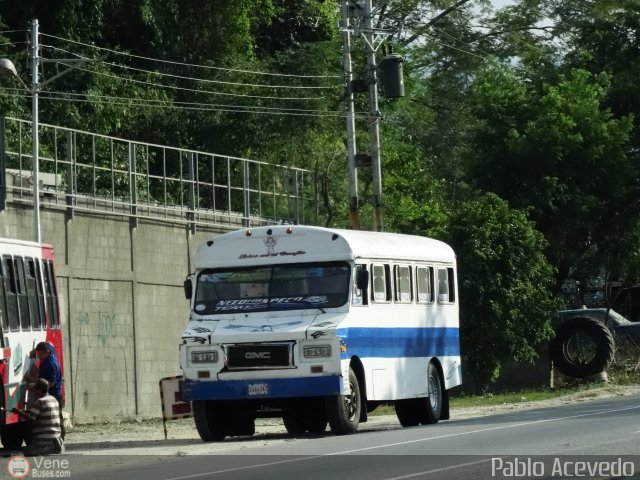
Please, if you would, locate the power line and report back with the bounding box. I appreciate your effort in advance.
[42,44,336,90]
[103,59,337,90]
[0,88,354,118]
[429,25,494,58]
[41,32,342,79]
[53,61,330,102]
[424,32,488,60]
[38,94,349,117]
[43,45,336,101]
[40,89,339,114]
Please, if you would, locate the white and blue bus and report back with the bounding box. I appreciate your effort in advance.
[180,225,461,440]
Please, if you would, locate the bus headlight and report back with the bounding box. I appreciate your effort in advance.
[191,350,218,363]
[303,345,331,358]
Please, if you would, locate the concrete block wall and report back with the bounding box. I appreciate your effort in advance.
[1,202,226,422]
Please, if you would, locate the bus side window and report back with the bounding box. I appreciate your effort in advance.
[0,257,9,332]
[13,257,31,330]
[371,264,391,303]
[437,267,456,303]
[352,264,368,306]
[2,256,20,331]
[35,260,46,328]
[416,266,434,303]
[44,260,60,329]
[25,257,44,330]
[394,265,412,303]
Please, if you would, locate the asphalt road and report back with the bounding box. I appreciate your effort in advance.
[5,395,640,480]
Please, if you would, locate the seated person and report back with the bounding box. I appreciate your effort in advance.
[12,378,64,456]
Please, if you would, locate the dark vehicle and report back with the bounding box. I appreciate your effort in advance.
[550,297,640,378]
[611,284,640,322]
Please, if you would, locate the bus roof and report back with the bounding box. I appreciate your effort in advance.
[0,237,50,248]
[195,225,455,269]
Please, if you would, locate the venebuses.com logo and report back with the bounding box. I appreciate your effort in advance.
[7,455,71,478]
[7,456,30,479]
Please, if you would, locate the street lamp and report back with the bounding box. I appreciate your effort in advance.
[0,20,42,243]
[0,58,19,78]
[1,19,89,243]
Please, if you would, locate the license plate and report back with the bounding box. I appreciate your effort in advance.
[248,383,269,396]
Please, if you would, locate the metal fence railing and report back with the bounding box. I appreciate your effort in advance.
[0,116,317,230]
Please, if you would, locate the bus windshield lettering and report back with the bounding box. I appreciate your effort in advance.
[193,262,349,315]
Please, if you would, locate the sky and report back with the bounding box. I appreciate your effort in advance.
[492,0,517,8]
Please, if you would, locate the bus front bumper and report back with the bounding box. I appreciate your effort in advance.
[183,375,342,401]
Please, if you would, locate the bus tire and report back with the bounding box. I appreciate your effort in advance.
[395,363,443,427]
[1,423,25,450]
[325,367,361,435]
[283,412,327,434]
[550,317,615,378]
[395,398,421,427]
[283,398,327,434]
[422,362,443,424]
[282,414,306,434]
[306,411,328,433]
[193,400,227,442]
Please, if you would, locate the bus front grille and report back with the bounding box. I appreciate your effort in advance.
[224,343,294,370]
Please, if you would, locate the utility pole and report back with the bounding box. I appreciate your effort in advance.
[341,0,361,230]
[364,0,383,232]
[31,19,42,243]
[342,1,400,232]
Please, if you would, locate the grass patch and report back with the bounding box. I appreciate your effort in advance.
[448,388,566,408]
[369,385,602,416]
[608,343,640,385]
[368,389,569,415]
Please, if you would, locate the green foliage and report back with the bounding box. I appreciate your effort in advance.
[466,65,635,286]
[446,193,561,391]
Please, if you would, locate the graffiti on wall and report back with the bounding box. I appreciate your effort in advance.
[76,311,126,359]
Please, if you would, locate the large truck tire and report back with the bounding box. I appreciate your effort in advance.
[550,317,615,378]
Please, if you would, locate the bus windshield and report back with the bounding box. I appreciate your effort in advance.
[193,262,350,314]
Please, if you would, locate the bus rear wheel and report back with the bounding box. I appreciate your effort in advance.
[423,362,443,424]
[325,367,361,435]
[395,362,443,427]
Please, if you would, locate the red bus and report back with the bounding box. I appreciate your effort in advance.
[0,238,64,449]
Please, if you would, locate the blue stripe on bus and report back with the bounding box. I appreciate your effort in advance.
[337,327,460,358]
[182,375,341,401]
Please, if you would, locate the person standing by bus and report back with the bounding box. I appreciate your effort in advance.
[12,378,64,456]
[29,342,64,403]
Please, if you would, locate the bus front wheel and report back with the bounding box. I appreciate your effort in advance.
[1,423,25,450]
[325,367,361,435]
[193,400,227,442]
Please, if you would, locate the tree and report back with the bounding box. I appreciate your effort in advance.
[446,193,561,391]
[466,65,635,289]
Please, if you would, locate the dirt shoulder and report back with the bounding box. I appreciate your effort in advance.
[63,384,640,456]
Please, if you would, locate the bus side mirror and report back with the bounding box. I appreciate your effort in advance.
[184,277,193,300]
[356,269,369,291]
